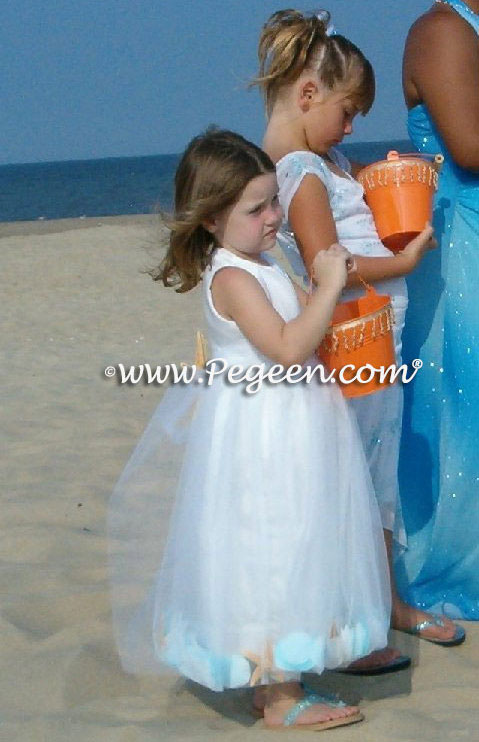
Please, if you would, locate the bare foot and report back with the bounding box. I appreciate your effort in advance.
[392,598,459,641]
[263,682,361,729]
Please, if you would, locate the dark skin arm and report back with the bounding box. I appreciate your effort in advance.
[403,6,479,171]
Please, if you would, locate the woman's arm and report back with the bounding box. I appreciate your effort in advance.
[403,9,479,171]
[288,174,426,285]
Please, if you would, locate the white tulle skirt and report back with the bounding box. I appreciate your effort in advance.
[109,372,391,691]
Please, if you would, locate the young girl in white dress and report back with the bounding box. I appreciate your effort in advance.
[253,9,457,653]
[109,128,391,730]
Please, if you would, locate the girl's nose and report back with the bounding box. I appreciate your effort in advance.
[267,203,283,224]
[269,203,283,224]
[344,121,353,135]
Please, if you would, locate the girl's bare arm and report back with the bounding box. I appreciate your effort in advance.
[210,252,346,366]
[288,174,433,284]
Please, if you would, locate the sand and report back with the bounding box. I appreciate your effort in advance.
[1,215,478,742]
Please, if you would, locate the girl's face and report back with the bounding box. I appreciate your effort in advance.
[207,172,282,259]
[305,88,358,155]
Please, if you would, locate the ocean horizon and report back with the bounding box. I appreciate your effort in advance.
[0,140,411,223]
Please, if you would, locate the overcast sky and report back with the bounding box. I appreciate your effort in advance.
[0,1,428,164]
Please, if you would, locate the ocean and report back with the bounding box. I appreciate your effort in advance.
[0,140,410,223]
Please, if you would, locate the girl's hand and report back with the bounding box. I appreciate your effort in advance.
[401,224,436,272]
[312,243,349,292]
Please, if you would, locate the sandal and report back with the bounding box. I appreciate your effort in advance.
[402,616,466,646]
[336,653,411,676]
[262,688,364,731]
[251,682,336,718]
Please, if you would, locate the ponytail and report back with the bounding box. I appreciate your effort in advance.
[252,9,374,116]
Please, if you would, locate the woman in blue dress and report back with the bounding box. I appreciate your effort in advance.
[398,0,479,628]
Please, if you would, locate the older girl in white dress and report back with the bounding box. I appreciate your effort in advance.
[253,9,451,657]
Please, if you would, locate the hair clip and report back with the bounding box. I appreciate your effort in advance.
[314,9,336,36]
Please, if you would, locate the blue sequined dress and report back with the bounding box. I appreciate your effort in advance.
[397,0,479,619]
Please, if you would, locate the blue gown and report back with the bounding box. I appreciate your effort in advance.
[397,0,479,619]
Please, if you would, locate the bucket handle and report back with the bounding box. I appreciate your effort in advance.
[307,271,373,302]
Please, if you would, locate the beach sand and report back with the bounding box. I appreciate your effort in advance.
[1,215,477,741]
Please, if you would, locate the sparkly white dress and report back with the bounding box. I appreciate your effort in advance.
[109,247,390,691]
[276,149,408,544]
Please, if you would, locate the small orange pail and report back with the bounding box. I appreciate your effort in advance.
[358,151,443,252]
[318,283,396,398]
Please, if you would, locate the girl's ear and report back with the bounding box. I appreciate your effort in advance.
[202,218,217,235]
[299,79,319,112]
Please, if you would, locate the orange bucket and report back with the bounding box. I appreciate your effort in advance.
[317,283,396,398]
[358,151,443,252]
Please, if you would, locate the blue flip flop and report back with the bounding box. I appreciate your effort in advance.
[262,688,364,731]
[403,616,466,647]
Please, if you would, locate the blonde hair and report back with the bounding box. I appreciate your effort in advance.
[152,128,275,293]
[252,9,375,116]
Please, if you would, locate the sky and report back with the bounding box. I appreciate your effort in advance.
[0,0,428,165]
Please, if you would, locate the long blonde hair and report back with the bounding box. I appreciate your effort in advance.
[252,9,375,117]
[152,128,276,293]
